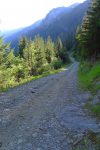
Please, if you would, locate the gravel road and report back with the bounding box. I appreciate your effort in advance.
[0,62,100,150]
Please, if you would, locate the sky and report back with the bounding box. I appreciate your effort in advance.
[0,0,85,32]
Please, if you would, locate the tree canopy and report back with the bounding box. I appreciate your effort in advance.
[76,0,100,60]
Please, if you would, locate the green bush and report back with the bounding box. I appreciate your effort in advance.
[59,50,70,63]
[37,64,52,74]
[52,60,63,70]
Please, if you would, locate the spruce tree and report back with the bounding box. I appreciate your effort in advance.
[55,37,63,59]
[34,35,46,68]
[23,39,35,68]
[0,37,10,65]
[18,37,28,58]
[77,0,100,60]
[45,36,55,63]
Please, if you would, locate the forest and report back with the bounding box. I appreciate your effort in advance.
[75,0,100,61]
[74,0,100,121]
[0,35,69,90]
[0,0,100,91]
[0,0,100,149]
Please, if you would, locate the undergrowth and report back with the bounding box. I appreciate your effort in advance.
[78,61,100,118]
[0,63,70,92]
[78,61,100,94]
[85,102,100,118]
[75,131,100,150]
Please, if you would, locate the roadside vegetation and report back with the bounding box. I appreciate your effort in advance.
[78,62,100,118]
[85,102,100,118]
[0,36,70,91]
[75,131,100,150]
[75,0,100,122]
[78,62,100,94]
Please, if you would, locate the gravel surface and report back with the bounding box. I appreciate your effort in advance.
[0,62,100,150]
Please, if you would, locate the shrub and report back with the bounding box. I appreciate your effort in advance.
[52,60,63,70]
[38,64,52,74]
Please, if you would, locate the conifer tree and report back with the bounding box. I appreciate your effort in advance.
[77,0,100,60]
[34,35,46,68]
[55,37,63,59]
[45,36,55,63]
[18,37,28,58]
[23,39,35,69]
[0,37,10,65]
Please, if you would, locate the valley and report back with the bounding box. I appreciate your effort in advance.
[0,0,100,149]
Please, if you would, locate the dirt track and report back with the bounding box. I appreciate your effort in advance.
[0,63,99,150]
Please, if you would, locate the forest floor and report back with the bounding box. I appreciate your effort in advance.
[0,62,100,150]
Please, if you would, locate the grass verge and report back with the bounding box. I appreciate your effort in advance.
[78,61,100,94]
[75,131,100,150]
[85,102,100,118]
[78,61,100,118]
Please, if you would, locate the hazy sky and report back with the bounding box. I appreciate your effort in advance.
[0,0,85,31]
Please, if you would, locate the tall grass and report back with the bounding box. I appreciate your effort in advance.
[79,61,100,118]
[78,61,100,94]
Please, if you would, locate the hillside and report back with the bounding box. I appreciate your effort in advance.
[0,0,100,149]
[5,0,90,51]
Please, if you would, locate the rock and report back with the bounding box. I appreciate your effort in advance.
[0,118,2,123]
[0,142,2,148]
[18,145,22,150]
[91,91,100,105]
[44,132,51,137]
[1,115,11,126]
[18,139,23,144]
[25,143,33,150]
[34,86,38,89]
[92,97,100,105]
[37,148,41,150]
[96,81,100,85]
[32,132,38,138]
[31,91,36,93]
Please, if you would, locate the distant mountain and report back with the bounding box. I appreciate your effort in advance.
[43,3,80,25]
[21,20,42,33]
[1,28,24,38]
[4,20,42,45]
[5,0,90,51]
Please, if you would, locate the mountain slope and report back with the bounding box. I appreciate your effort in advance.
[43,3,80,25]
[5,1,90,51]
